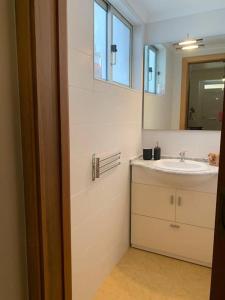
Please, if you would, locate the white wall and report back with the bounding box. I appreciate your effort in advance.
[0,1,28,299]
[68,0,143,299]
[143,131,221,159]
[143,9,224,152]
[143,93,172,129]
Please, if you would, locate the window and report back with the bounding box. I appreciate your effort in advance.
[94,0,107,80]
[94,0,133,87]
[144,46,157,94]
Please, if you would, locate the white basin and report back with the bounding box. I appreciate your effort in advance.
[152,159,211,174]
[131,158,218,190]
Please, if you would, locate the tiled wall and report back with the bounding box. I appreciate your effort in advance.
[143,130,221,158]
[68,0,142,299]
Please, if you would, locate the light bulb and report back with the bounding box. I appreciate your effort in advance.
[179,40,197,46]
[182,45,199,50]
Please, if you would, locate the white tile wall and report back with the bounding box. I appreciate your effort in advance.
[143,130,221,159]
[68,0,142,299]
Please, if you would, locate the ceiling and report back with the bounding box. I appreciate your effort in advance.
[125,0,225,23]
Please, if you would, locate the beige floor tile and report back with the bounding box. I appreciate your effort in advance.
[95,248,211,300]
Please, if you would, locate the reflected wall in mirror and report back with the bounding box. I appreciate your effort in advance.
[143,35,225,130]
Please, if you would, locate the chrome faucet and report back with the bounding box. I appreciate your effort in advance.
[179,151,186,162]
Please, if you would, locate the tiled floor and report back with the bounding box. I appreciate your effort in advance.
[95,248,211,300]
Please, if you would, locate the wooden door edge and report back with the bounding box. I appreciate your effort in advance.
[15,0,72,299]
[58,0,72,299]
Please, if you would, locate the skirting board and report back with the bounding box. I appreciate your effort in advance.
[131,244,212,268]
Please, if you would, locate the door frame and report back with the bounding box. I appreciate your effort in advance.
[210,81,225,299]
[15,0,72,299]
[180,53,225,129]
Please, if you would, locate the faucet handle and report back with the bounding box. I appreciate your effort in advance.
[179,150,187,156]
[179,151,187,161]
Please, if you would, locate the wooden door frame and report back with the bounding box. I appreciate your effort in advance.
[180,53,225,129]
[15,0,72,299]
[210,88,225,298]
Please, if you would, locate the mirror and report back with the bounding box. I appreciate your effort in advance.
[143,35,225,130]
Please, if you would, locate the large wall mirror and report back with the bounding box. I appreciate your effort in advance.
[143,35,225,130]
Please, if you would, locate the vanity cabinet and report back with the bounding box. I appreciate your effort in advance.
[175,190,216,229]
[131,182,217,266]
[132,184,175,221]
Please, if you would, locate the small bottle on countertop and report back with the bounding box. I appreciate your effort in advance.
[154,142,161,160]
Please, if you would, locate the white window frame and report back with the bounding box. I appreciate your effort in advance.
[94,0,133,88]
[94,0,108,80]
[144,45,158,94]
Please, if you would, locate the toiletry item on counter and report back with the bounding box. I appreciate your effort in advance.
[143,149,153,160]
[208,153,220,167]
[154,142,161,161]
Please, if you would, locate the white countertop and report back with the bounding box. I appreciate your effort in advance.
[131,158,219,176]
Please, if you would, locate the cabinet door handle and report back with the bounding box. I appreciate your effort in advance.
[170,195,174,205]
[178,196,182,206]
[170,224,180,229]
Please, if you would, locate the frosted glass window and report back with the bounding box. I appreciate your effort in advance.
[147,48,157,93]
[144,46,158,94]
[93,0,133,87]
[111,15,131,86]
[94,1,107,80]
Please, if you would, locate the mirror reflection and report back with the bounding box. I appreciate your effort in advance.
[143,35,225,130]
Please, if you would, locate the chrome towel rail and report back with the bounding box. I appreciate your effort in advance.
[92,152,121,181]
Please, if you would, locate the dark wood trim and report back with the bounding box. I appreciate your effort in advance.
[180,53,225,129]
[210,85,225,299]
[15,0,72,299]
[58,1,72,299]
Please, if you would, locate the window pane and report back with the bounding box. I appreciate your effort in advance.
[148,48,156,93]
[94,1,107,80]
[112,15,131,86]
[144,46,149,92]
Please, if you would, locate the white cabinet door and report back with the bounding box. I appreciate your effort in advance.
[176,190,216,229]
[132,183,175,221]
[131,214,214,266]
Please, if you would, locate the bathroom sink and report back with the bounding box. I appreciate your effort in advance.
[152,159,217,175]
[131,158,218,189]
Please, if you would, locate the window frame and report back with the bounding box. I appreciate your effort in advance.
[94,0,133,88]
[95,0,107,10]
[94,0,108,80]
[144,45,158,94]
